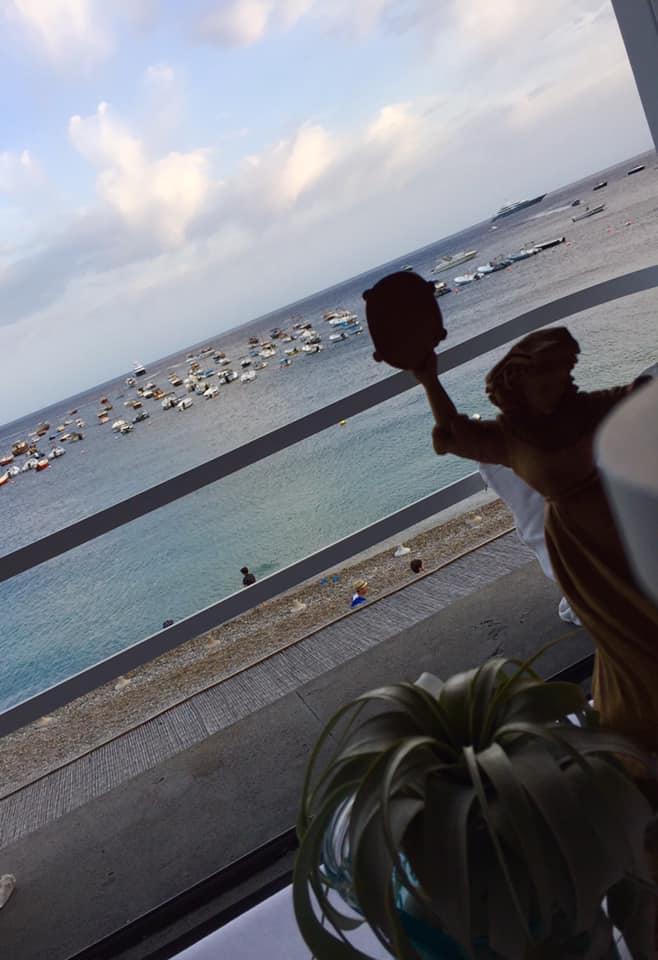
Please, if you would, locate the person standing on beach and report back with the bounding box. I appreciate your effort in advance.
[240,566,256,587]
[364,270,658,755]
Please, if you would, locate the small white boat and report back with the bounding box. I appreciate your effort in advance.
[204,385,219,398]
[7,464,20,477]
[111,418,132,433]
[49,447,66,459]
[572,203,606,222]
[177,397,193,410]
[453,273,479,285]
[22,458,39,471]
[239,358,252,368]
[240,369,256,383]
[133,361,146,377]
[125,376,136,387]
[162,395,178,409]
[302,343,323,354]
[329,331,348,342]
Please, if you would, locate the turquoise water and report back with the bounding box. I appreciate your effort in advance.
[1,151,657,710]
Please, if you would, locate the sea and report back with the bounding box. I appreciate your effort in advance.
[1,151,657,712]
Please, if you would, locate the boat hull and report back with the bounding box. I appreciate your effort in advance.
[491,194,546,222]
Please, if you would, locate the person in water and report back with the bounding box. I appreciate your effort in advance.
[240,566,256,587]
[364,271,658,755]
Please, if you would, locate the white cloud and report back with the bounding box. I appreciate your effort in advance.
[3,0,110,64]
[68,102,211,246]
[1,0,156,66]
[0,149,41,193]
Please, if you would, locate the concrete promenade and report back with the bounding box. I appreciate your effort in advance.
[0,534,590,959]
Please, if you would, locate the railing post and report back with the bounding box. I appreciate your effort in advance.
[611,0,658,151]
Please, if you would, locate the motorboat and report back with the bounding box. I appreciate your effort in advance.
[7,464,20,477]
[133,410,150,422]
[76,419,85,428]
[22,458,39,471]
[162,395,178,409]
[98,414,110,425]
[572,203,605,222]
[329,331,348,342]
[627,164,645,175]
[49,447,66,459]
[217,369,238,384]
[133,361,146,376]
[491,195,546,222]
[506,248,539,262]
[533,237,566,251]
[240,369,256,382]
[431,250,478,274]
[12,441,28,456]
[168,375,183,387]
[36,421,50,436]
[111,418,133,433]
[302,343,323,354]
[453,273,480,285]
[240,358,252,368]
[401,264,414,271]
[36,459,49,471]
[62,432,84,442]
[0,471,9,486]
[433,281,451,297]
[0,453,14,466]
[592,180,607,191]
[125,376,136,387]
[204,385,219,398]
[177,397,193,410]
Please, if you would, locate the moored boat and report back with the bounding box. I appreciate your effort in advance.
[431,250,478,274]
[0,453,14,466]
[572,203,605,222]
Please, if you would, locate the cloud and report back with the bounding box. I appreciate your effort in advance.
[1,0,155,66]
[3,0,110,64]
[68,101,211,246]
[0,149,42,193]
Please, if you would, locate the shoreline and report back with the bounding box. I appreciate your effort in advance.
[0,494,514,799]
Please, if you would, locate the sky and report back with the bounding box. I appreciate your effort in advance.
[0,0,653,424]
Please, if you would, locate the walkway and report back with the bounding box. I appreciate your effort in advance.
[0,534,591,959]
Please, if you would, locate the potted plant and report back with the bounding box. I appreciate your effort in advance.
[293,655,656,959]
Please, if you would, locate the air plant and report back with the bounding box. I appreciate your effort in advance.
[293,656,656,959]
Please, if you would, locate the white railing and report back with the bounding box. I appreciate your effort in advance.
[1,265,657,736]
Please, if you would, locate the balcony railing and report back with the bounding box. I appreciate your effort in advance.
[1,265,657,737]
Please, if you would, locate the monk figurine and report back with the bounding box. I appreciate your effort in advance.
[364,271,658,756]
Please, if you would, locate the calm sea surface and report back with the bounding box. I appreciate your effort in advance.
[1,152,657,710]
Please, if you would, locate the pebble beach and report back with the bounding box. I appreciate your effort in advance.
[0,494,513,798]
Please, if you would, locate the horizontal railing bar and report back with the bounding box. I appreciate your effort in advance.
[0,473,485,736]
[2,264,657,584]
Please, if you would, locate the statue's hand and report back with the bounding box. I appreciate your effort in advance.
[412,351,438,385]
